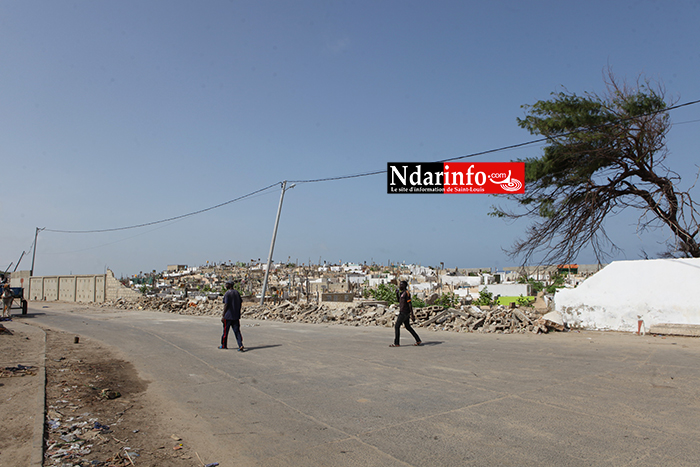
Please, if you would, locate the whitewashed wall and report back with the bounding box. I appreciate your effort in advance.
[555,258,700,332]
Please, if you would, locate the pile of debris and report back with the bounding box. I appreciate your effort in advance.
[101,296,562,333]
[100,295,221,315]
[242,301,556,333]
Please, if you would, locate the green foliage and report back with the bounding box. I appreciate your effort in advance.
[491,73,700,262]
[494,295,535,306]
[435,292,458,309]
[220,280,244,295]
[514,88,661,194]
[364,283,398,304]
[516,295,535,306]
[545,273,566,294]
[473,288,495,306]
[411,296,426,308]
[517,275,545,294]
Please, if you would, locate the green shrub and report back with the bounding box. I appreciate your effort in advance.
[545,273,566,294]
[435,292,458,308]
[364,283,398,304]
[473,288,495,306]
[517,295,535,306]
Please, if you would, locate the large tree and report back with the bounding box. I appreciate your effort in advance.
[492,75,700,264]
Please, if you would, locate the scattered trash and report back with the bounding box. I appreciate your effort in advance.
[1,364,37,377]
[196,451,219,466]
[99,389,121,400]
[93,421,111,432]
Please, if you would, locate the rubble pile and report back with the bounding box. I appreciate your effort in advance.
[101,297,560,333]
[100,296,222,316]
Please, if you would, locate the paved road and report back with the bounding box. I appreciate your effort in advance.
[27,303,700,467]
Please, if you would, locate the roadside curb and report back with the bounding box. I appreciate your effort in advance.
[7,321,47,467]
[31,324,46,467]
[648,323,700,337]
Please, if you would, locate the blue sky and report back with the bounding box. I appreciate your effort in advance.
[1,0,699,277]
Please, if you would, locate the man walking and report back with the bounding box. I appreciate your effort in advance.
[390,280,421,347]
[220,281,244,351]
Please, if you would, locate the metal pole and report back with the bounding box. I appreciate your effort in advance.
[30,227,42,277]
[13,251,25,272]
[260,181,293,305]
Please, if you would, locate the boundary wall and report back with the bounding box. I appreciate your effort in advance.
[14,270,141,304]
[555,258,700,332]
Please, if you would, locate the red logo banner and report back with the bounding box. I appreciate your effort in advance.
[443,162,525,194]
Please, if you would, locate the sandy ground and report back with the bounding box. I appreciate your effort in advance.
[0,319,214,467]
[0,321,41,466]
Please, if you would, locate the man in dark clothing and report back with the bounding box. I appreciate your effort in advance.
[220,281,244,351]
[390,280,421,347]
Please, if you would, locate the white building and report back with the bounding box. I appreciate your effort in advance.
[555,258,700,332]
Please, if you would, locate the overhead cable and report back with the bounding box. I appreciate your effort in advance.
[43,98,700,233]
[44,182,280,234]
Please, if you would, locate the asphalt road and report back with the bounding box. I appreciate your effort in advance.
[27,303,700,467]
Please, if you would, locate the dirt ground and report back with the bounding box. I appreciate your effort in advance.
[0,323,40,466]
[0,322,217,467]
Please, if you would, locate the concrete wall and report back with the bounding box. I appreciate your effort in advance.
[28,277,45,301]
[9,270,31,289]
[321,293,354,302]
[555,258,700,332]
[76,275,106,303]
[20,269,139,303]
[105,269,142,301]
[43,277,59,301]
[59,276,77,302]
[478,283,531,297]
[442,275,481,287]
[28,275,97,302]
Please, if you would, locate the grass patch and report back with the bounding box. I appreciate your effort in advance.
[497,296,535,306]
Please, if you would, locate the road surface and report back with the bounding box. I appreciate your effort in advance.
[28,302,700,466]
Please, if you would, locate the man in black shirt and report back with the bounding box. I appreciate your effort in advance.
[390,281,421,347]
[220,281,244,351]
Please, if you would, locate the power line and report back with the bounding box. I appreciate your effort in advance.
[44,182,280,234]
[291,98,700,180]
[43,98,700,233]
[289,169,386,184]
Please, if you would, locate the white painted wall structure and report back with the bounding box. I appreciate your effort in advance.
[555,258,700,332]
[478,283,531,297]
[441,275,481,287]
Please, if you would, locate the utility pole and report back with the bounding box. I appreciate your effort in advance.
[30,227,43,277]
[13,251,26,272]
[260,181,295,305]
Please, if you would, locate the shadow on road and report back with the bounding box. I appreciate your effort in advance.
[9,313,47,319]
[244,344,282,352]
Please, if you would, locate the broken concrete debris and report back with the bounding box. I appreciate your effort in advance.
[99,296,562,334]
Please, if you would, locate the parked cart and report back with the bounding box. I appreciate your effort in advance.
[9,287,28,315]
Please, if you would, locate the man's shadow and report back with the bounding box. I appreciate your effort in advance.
[244,344,282,352]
